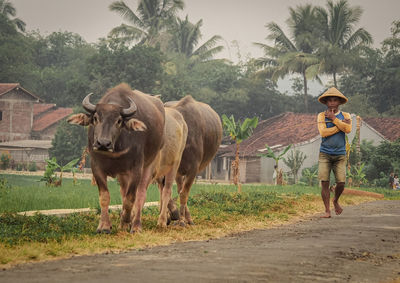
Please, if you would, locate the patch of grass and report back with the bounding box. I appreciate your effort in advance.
[354,187,400,200]
[0,174,161,213]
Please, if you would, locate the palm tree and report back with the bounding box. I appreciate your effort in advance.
[254,4,320,112]
[311,0,372,87]
[168,15,224,62]
[222,114,258,193]
[108,0,184,47]
[0,0,25,31]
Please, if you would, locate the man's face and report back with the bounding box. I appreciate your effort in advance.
[326,97,340,109]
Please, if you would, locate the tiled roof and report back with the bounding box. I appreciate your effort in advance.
[0,83,42,101]
[0,139,52,149]
[222,112,318,157]
[0,83,19,95]
[33,103,56,117]
[363,117,400,142]
[32,107,73,132]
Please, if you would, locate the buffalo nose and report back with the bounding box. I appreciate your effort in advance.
[94,139,112,151]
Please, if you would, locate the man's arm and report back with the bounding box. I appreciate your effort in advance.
[333,112,352,133]
[317,112,340,137]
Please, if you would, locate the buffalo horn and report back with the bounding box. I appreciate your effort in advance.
[121,98,137,117]
[82,93,96,113]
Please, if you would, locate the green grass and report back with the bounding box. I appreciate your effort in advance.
[0,174,398,214]
[0,174,160,213]
[0,190,292,246]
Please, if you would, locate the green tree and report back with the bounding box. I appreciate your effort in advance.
[87,43,164,96]
[0,0,25,31]
[283,149,307,184]
[364,139,400,182]
[255,4,320,112]
[259,144,292,185]
[312,0,372,87]
[167,15,223,62]
[24,31,95,106]
[222,115,258,192]
[108,0,184,47]
[339,20,400,114]
[49,118,87,167]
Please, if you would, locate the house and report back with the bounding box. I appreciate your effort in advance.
[0,83,41,142]
[215,112,400,184]
[0,83,73,169]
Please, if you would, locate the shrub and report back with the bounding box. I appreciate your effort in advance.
[0,152,11,170]
[16,163,25,171]
[28,162,37,172]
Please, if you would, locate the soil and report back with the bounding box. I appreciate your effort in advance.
[1,200,399,282]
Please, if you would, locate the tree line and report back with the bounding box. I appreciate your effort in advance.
[1,0,399,118]
[1,0,399,172]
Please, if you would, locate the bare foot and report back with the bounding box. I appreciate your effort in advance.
[320,212,331,218]
[333,201,343,215]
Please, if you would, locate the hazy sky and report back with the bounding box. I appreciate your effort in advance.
[11,0,400,94]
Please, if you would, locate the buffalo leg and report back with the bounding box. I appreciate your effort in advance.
[117,174,136,231]
[179,173,196,226]
[157,171,174,228]
[94,173,112,233]
[131,166,152,233]
[167,175,183,222]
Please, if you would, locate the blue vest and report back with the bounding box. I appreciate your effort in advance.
[320,112,347,155]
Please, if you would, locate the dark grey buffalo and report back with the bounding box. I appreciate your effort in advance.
[68,83,165,233]
[165,96,222,226]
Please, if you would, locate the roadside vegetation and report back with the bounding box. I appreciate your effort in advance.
[0,174,398,267]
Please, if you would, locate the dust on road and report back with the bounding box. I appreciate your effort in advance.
[1,200,399,283]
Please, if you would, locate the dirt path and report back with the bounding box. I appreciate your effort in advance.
[1,200,399,283]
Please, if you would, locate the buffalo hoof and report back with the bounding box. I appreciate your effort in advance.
[157,223,167,229]
[119,222,131,231]
[130,226,142,234]
[187,220,195,225]
[179,221,186,227]
[96,228,111,234]
[170,209,180,221]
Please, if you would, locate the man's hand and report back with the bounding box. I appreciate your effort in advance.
[343,118,351,124]
[325,109,336,121]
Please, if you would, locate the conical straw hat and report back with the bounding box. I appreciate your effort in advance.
[318,87,348,105]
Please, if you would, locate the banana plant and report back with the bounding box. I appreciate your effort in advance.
[348,163,367,187]
[41,157,80,186]
[259,144,292,185]
[302,168,318,186]
[222,114,258,193]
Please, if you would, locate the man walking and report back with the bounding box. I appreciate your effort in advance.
[317,87,352,218]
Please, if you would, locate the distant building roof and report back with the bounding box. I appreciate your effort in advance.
[0,83,42,101]
[363,117,400,142]
[32,107,73,132]
[33,103,56,117]
[0,139,52,149]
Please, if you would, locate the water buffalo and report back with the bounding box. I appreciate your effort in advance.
[68,83,165,233]
[165,96,222,226]
[152,107,187,228]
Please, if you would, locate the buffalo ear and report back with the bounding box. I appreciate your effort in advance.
[126,118,147,131]
[68,113,90,126]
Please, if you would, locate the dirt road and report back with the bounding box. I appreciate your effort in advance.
[1,200,399,283]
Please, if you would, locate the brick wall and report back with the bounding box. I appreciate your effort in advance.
[0,90,35,142]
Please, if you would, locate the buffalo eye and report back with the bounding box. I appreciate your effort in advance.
[117,117,123,127]
[92,115,98,124]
